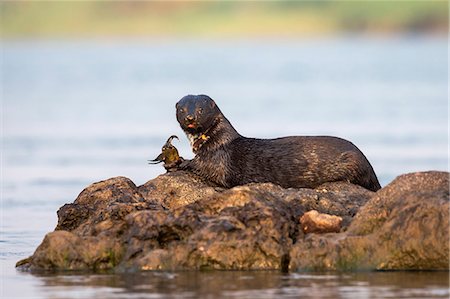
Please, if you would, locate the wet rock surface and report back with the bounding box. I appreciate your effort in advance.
[17,171,449,272]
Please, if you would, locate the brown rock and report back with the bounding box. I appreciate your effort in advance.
[290,171,449,271]
[300,210,343,234]
[138,171,222,209]
[22,230,122,271]
[284,181,373,230]
[16,171,449,272]
[56,176,157,234]
[123,184,296,271]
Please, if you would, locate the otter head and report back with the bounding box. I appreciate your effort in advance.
[176,94,219,134]
[176,94,220,152]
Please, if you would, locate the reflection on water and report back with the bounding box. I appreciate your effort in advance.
[1,37,448,298]
[11,270,450,299]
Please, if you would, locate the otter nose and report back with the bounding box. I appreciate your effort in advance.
[185,115,194,122]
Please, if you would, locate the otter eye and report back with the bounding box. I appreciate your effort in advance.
[197,108,203,115]
[178,108,185,114]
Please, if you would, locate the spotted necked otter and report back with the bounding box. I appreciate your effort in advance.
[175,94,381,191]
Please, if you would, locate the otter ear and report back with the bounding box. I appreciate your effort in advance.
[209,100,216,108]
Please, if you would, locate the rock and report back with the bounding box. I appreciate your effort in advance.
[138,171,223,209]
[16,171,449,272]
[283,181,373,229]
[119,183,300,271]
[56,176,161,236]
[23,231,123,271]
[289,171,449,271]
[300,210,343,234]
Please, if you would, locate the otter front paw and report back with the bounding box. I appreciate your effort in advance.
[164,157,185,172]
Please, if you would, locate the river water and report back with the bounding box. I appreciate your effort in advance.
[1,37,448,298]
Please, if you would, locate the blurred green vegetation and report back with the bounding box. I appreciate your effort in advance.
[0,1,447,38]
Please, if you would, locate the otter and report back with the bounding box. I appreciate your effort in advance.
[174,94,381,191]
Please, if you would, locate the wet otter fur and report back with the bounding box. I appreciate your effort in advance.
[176,94,381,191]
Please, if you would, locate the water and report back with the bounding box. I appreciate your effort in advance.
[2,269,449,299]
[1,37,448,298]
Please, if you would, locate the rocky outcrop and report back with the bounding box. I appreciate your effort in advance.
[17,171,449,272]
[290,171,449,271]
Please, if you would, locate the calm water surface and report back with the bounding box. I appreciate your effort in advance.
[1,37,448,298]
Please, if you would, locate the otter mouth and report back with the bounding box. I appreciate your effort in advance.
[183,121,204,135]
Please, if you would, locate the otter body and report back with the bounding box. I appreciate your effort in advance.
[176,95,381,191]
